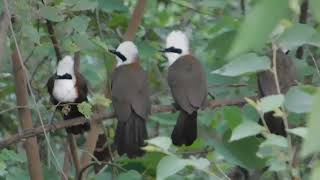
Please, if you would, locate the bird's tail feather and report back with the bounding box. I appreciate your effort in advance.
[115,113,147,158]
[171,110,197,146]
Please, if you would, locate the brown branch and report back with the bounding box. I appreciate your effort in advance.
[46,20,62,62]
[67,134,81,179]
[296,0,309,59]
[0,98,251,149]
[60,140,72,180]
[123,0,147,41]
[11,50,44,180]
[74,51,81,72]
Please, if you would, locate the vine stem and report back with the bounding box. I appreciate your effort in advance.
[271,44,294,174]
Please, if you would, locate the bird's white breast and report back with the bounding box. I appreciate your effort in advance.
[52,79,78,102]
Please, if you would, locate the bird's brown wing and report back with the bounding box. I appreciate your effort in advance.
[111,64,151,122]
[75,73,89,102]
[168,55,208,114]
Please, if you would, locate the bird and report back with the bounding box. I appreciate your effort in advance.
[109,41,151,158]
[257,49,298,136]
[47,55,90,134]
[160,31,208,146]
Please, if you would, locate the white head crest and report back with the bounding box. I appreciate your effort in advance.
[165,31,190,66]
[115,41,138,67]
[56,55,75,75]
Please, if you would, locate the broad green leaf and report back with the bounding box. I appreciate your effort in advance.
[310,0,320,23]
[302,92,320,156]
[230,121,265,142]
[285,87,313,113]
[0,149,26,163]
[185,157,210,170]
[210,131,266,170]
[69,16,90,33]
[157,155,187,180]
[146,136,172,152]
[260,134,288,148]
[223,106,243,129]
[311,165,320,180]
[286,127,307,138]
[39,6,64,22]
[267,158,287,172]
[77,102,93,118]
[277,24,320,50]
[227,0,289,58]
[118,170,142,180]
[212,53,270,76]
[258,94,284,114]
[72,0,98,11]
[21,24,40,44]
[97,0,127,13]
[90,94,111,107]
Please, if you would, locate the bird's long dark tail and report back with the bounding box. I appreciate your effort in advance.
[63,104,90,135]
[114,112,148,158]
[171,110,197,146]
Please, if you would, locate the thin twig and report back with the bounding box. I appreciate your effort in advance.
[308,48,320,78]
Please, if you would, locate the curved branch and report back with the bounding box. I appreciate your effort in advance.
[0,98,250,149]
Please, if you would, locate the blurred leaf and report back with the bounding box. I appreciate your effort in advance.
[302,91,320,156]
[277,24,320,50]
[0,149,26,163]
[72,0,98,11]
[157,155,187,180]
[185,157,210,170]
[287,127,307,138]
[21,24,40,44]
[230,121,265,142]
[258,94,284,114]
[310,0,320,23]
[260,134,288,148]
[146,136,172,152]
[0,161,7,176]
[118,170,142,180]
[98,0,127,13]
[77,102,93,118]
[223,106,242,129]
[268,158,287,172]
[227,0,288,58]
[39,6,64,22]
[212,53,270,76]
[311,165,320,180]
[210,131,266,170]
[90,94,111,107]
[69,16,90,33]
[285,86,313,113]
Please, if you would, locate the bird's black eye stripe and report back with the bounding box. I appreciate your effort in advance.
[161,47,182,54]
[109,49,127,62]
[55,73,72,80]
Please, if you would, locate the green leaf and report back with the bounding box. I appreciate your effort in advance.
[223,106,243,130]
[97,0,127,13]
[310,0,320,23]
[90,94,111,107]
[286,127,307,138]
[156,155,187,180]
[277,24,320,50]
[72,0,98,11]
[0,149,26,163]
[21,24,40,44]
[260,134,288,148]
[227,0,289,58]
[212,53,270,76]
[69,16,90,33]
[118,170,142,180]
[146,136,172,152]
[0,161,7,176]
[185,157,210,170]
[39,6,64,22]
[258,94,284,113]
[77,102,93,118]
[302,91,320,156]
[230,121,265,142]
[285,87,313,113]
[311,165,320,180]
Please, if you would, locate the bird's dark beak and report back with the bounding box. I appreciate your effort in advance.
[108,49,117,55]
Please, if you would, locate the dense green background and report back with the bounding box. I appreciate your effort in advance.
[1,0,320,179]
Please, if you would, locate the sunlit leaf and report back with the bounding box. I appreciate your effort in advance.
[230,121,265,142]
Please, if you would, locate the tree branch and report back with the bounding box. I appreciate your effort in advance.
[123,0,147,41]
[45,20,62,62]
[0,98,250,149]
